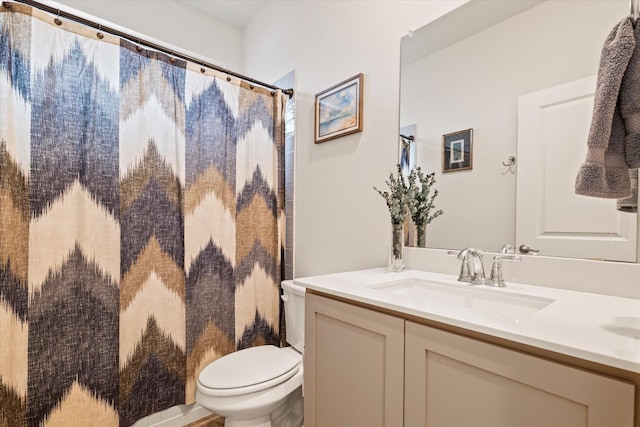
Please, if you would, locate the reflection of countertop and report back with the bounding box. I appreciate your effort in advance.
[294,268,640,374]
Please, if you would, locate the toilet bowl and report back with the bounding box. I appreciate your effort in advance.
[195,281,305,427]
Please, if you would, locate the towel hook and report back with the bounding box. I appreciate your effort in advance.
[502,155,516,167]
[631,0,639,22]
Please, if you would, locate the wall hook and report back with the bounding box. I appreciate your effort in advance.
[502,156,516,167]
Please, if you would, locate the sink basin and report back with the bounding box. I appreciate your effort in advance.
[368,278,554,324]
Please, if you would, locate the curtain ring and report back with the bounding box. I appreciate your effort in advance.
[169,50,175,64]
[97,24,104,40]
[249,78,255,90]
[135,38,143,53]
[2,2,12,10]
[54,9,62,26]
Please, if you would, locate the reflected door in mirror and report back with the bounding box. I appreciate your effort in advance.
[516,76,637,262]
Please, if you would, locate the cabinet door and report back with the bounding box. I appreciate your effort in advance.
[405,321,635,427]
[304,293,404,427]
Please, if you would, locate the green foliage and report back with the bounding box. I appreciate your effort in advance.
[374,164,409,225]
[407,166,443,227]
[375,165,444,230]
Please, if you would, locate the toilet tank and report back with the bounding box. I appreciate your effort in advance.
[281,280,305,353]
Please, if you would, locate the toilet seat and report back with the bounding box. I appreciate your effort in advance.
[197,345,301,397]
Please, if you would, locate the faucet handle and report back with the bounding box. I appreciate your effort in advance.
[453,248,483,283]
[458,258,472,282]
[499,244,515,254]
[487,255,521,287]
[446,248,474,282]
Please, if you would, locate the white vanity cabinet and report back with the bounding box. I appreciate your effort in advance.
[304,292,637,427]
[304,292,405,427]
[405,321,634,427]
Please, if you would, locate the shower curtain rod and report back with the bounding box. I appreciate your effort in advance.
[3,0,295,98]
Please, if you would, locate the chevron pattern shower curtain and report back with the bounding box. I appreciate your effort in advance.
[0,4,285,427]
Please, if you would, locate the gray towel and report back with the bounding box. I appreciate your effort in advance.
[616,21,640,212]
[575,17,635,199]
[620,21,640,169]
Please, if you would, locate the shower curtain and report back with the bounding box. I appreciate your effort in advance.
[0,4,285,427]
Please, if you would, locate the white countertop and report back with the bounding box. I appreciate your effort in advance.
[294,268,640,374]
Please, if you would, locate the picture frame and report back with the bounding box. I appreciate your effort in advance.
[442,128,473,173]
[314,73,363,144]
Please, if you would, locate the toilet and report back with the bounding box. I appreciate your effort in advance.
[195,280,305,427]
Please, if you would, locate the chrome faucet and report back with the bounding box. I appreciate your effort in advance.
[456,248,485,285]
[447,247,522,287]
[487,254,521,287]
[499,244,515,254]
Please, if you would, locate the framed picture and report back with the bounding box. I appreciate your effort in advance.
[443,128,473,173]
[315,73,363,143]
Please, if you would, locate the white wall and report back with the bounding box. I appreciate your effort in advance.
[401,0,628,252]
[52,0,243,71]
[242,1,465,277]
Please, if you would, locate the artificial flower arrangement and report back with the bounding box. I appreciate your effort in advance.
[374,164,410,226]
[374,165,409,270]
[407,166,444,248]
[375,165,443,270]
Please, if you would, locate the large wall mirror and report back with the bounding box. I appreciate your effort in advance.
[400,0,639,262]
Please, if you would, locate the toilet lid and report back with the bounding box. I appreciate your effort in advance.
[198,345,300,396]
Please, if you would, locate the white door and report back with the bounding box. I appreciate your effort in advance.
[516,76,637,262]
